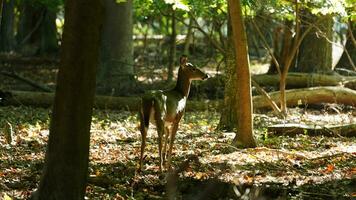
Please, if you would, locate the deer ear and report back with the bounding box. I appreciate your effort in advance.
[180,55,188,66]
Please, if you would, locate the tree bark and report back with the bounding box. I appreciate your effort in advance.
[97,0,135,96]
[228,0,256,147]
[31,0,103,199]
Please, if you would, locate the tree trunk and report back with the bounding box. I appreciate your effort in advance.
[16,2,58,56]
[16,1,42,55]
[0,0,15,52]
[228,0,256,148]
[268,20,293,74]
[217,18,238,131]
[97,0,135,96]
[293,12,333,73]
[183,17,194,56]
[335,21,356,70]
[0,0,3,26]
[31,0,103,199]
[39,8,59,55]
[167,7,176,82]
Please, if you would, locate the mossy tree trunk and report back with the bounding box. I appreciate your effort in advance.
[31,0,103,199]
[218,18,238,131]
[293,11,333,73]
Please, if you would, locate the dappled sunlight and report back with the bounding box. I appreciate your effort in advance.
[0,106,355,198]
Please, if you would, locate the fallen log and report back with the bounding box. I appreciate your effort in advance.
[0,54,59,66]
[0,90,140,110]
[267,123,356,137]
[252,72,356,88]
[1,87,355,111]
[253,86,356,110]
[344,80,356,90]
[0,90,220,111]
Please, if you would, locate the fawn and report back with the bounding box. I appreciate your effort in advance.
[139,55,208,171]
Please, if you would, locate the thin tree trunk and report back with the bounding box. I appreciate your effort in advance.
[279,0,302,116]
[167,7,176,82]
[268,21,293,74]
[228,0,256,147]
[183,17,194,56]
[31,0,103,199]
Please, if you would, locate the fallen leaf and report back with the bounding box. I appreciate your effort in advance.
[322,164,335,174]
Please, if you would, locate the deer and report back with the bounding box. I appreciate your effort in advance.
[139,55,208,172]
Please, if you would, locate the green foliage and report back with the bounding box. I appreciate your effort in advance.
[133,0,354,40]
[164,0,189,10]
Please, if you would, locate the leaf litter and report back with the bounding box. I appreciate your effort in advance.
[0,106,355,199]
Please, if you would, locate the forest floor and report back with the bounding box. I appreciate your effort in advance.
[0,55,355,199]
[0,106,355,199]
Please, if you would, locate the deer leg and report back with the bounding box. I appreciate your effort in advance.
[139,124,147,171]
[153,99,166,171]
[166,122,179,169]
[162,126,170,163]
[139,100,152,171]
[155,119,165,172]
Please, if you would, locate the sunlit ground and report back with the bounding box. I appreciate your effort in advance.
[0,106,355,199]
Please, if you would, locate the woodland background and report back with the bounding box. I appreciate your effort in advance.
[0,0,355,199]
